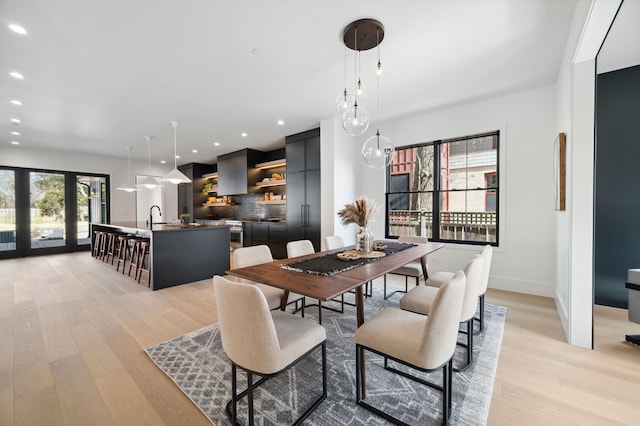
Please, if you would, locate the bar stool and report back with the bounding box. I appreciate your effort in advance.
[128,238,144,277]
[92,231,105,258]
[103,232,119,264]
[136,240,151,287]
[115,234,134,274]
[98,231,113,261]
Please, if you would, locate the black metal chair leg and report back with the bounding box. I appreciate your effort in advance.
[454,319,473,372]
[231,363,238,424]
[442,362,450,424]
[473,293,485,335]
[247,371,254,425]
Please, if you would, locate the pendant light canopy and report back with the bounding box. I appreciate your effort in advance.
[138,136,163,189]
[116,146,139,192]
[162,120,191,184]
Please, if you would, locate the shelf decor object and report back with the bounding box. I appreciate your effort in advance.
[162,121,192,184]
[137,136,163,189]
[116,146,139,192]
[337,196,380,253]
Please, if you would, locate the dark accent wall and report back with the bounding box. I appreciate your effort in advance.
[595,64,640,308]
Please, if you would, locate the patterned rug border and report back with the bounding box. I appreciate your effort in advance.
[145,291,507,425]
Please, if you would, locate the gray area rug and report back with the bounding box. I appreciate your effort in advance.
[145,287,506,425]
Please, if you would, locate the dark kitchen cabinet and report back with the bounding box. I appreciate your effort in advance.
[178,163,216,220]
[177,164,193,218]
[246,221,287,259]
[286,128,321,251]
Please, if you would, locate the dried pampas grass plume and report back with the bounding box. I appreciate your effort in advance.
[337,196,380,227]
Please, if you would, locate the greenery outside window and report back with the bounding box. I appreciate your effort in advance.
[385,131,499,245]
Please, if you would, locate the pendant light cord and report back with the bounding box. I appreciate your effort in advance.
[146,136,153,175]
[376,28,381,149]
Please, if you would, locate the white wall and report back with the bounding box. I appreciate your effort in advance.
[320,118,361,248]
[354,85,558,297]
[0,146,177,224]
[553,0,621,348]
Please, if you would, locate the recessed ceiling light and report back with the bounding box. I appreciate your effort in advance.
[9,72,24,79]
[241,132,248,137]
[213,142,220,146]
[160,160,166,164]
[11,131,20,136]
[10,118,21,123]
[192,149,198,154]
[8,24,27,35]
[11,141,20,145]
[175,155,180,159]
[277,120,284,126]
[10,99,23,106]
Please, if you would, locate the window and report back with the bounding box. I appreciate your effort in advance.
[385,131,499,245]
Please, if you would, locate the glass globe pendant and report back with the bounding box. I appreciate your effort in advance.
[362,130,393,169]
[336,89,354,115]
[342,101,369,136]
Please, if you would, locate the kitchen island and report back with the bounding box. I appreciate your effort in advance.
[90,222,230,290]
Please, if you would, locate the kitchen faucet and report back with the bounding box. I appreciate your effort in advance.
[149,205,162,229]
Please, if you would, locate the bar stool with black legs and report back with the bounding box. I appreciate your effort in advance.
[136,240,151,287]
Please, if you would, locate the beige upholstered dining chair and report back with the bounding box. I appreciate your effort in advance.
[399,253,484,371]
[323,235,362,308]
[324,235,344,250]
[286,239,324,322]
[213,276,327,425]
[354,271,466,425]
[383,235,429,299]
[231,245,304,312]
[421,245,493,333]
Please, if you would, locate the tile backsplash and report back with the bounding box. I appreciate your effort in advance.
[205,193,286,220]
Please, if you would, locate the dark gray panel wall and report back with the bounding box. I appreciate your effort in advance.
[595,65,640,308]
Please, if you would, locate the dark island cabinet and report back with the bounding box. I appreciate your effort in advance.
[286,128,321,252]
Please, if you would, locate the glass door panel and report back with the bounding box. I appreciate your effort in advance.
[0,169,16,252]
[77,175,107,246]
[30,171,66,249]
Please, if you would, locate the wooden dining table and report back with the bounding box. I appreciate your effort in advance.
[227,241,444,397]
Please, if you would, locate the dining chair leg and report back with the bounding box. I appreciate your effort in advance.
[248,371,254,425]
[454,319,474,372]
[231,363,238,424]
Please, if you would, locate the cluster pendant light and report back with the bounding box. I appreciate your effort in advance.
[116,146,139,192]
[138,136,163,189]
[162,120,191,184]
[338,18,393,169]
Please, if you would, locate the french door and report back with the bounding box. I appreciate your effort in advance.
[0,166,109,259]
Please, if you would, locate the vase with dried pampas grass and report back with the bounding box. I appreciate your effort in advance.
[337,196,380,252]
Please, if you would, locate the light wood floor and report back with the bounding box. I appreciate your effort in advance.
[1,252,639,425]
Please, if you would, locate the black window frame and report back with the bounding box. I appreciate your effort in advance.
[385,130,499,246]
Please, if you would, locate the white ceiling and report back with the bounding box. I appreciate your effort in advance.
[1,0,579,165]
